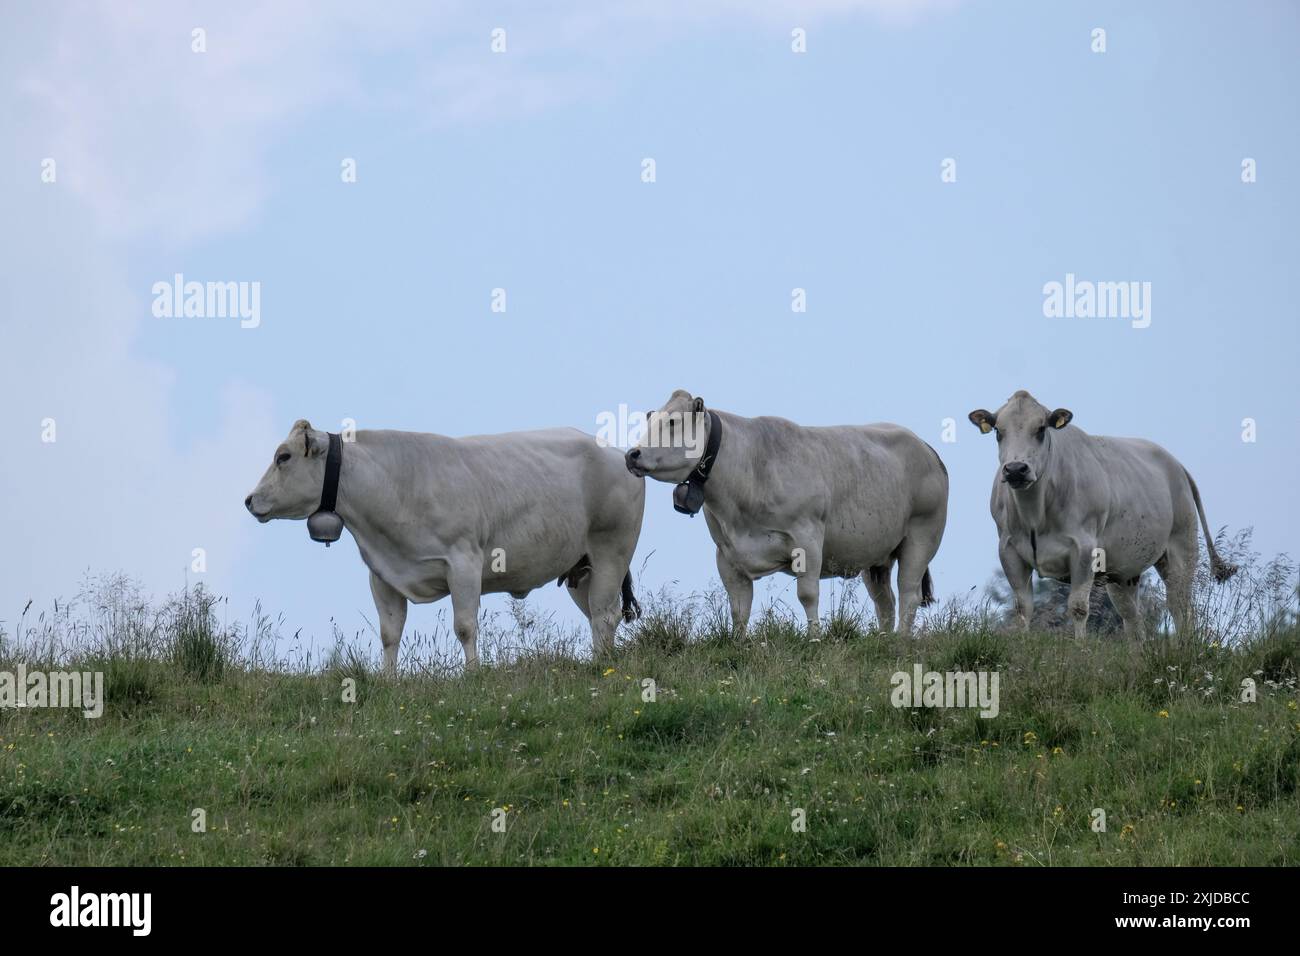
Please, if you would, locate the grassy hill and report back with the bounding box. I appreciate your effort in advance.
[2,579,1297,866]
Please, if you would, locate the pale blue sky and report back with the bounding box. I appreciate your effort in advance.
[2,1,1296,659]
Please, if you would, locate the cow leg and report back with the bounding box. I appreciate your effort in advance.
[895,548,928,638]
[862,563,896,633]
[580,529,637,656]
[998,539,1034,631]
[794,542,823,639]
[585,563,624,658]
[1157,528,1198,635]
[896,512,946,637]
[564,573,592,621]
[369,572,408,676]
[447,565,483,670]
[1066,543,1097,639]
[716,549,753,636]
[1104,580,1144,639]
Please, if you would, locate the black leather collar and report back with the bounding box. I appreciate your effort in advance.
[308,433,344,545]
[320,432,342,511]
[673,410,722,516]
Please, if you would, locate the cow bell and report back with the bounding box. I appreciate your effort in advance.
[308,510,344,546]
[673,480,705,516]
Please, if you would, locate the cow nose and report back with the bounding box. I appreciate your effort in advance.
[625,448,641,463]
[1003,461,1030,478]
[244,495,254,511]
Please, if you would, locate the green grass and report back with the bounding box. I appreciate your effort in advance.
[2,603,1297,866]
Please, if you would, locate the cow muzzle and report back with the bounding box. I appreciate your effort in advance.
[1002,461,1035,489]
[624,448,647,477]
[245,494,272,523]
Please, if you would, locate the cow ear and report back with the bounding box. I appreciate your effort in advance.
[1049,408,1073,429]
[968,409,996,434]
[289,419,318,455]
[693,397,705,414]
[297,424,327,457]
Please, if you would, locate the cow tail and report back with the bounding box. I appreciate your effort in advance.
[621,571,642,622]
[1184,468,1238,583]
[921,568,937,607]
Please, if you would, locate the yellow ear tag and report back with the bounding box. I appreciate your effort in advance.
[979,421,992,434]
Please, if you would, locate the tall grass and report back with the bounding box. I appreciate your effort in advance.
[0,546,1295,866]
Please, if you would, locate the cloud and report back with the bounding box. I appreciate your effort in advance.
[0,190,279,612]
[0,0,964,626]
[12,0,964,241]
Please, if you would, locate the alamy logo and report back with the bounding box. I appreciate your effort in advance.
[595,404,705,457]
[890,664,1000,718]
[49,886,151,936]
[151,273,261,328]
[1042,273,1151,328]
[0,666,104,718]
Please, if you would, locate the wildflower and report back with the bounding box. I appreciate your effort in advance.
[1157,710,1169,718]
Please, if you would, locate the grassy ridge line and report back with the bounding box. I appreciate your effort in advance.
[1,613,1297,866]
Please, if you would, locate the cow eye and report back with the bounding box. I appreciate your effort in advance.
[995,430,1003,443]
[1036,427,1046,440]
[275,452,291,466]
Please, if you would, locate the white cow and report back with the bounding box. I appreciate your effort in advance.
[246,420,645,672]
[625,390,949,636]
[968,390,1237,637]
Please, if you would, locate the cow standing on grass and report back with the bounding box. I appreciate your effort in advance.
[246,420,645,673]
[968,390,1237,638]
[625,390,949,637]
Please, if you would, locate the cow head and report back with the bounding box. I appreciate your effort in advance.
[624,389,709,482]
[968,390,1072,490]
[244,420,331,521]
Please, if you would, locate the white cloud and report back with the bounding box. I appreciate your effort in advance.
[13,0,963,241]
[0,0,963,626]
